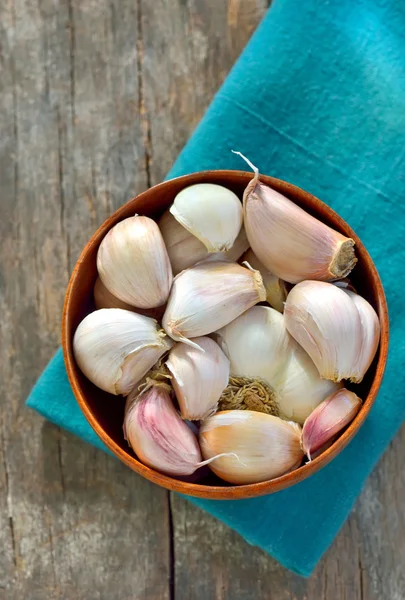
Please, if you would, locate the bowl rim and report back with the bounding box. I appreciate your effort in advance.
[62,169,389,500]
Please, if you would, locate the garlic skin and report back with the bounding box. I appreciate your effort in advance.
[162,260,266,348]
[284,281,365,382]
[124,385,203,476]
[159,210,249,275]
[97,216,173,309]
[341,289,381,381]
[94,277,135,311]
[166,337,230,420]
[242,249,287,312]
[170,183,243,252]
[216,306,340,423]
[199,411,303,484]
[73,309,173,395]
[235,153,357,283]
[302,388,362,459]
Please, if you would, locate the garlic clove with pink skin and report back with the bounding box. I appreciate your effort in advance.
[284,281,363,382]
[97,215,173,309]
[73,309,173,395]
[124,385,229,477]
[301,388,362,460]
[166,337,230,420]
[199,410,303,484]
[170,183,243,252]
[234,152,357,284]
[162,260,266,349]
[242,248,287,313]
[159,210,249,276]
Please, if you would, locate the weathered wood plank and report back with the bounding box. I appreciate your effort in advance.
[0,0,169,598]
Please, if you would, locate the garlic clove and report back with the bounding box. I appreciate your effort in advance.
[170,183,243,253]
[162,260,266,347]
[215,305,341,423]
[94,277,135,311]
[124,385,204,476]
[301,388,362,459]
[242,249,287,312]
[234,152,357,283]
[97,215,173,309]
[73,308,173,395]
[199,410,303,484]
[284,281,367,382]
[333,278,357,293]
[340,289,381,382]
[159,210,249,275]
[166,337,230,420]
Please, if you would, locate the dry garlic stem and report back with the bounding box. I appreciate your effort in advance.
[235,152,357,283]
[170,183,243,252]
[302,388,362,459]
[199,411,303,484]
[284,281,379,382]
[97,215,173,309]
[73,309,173,395]
[159,210,249,275]
[242,249,287,312]
[216,305,340,423]
[162,260,265,348]
[166,337,230,420]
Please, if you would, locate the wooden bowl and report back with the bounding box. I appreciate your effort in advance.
[62,170,389,500]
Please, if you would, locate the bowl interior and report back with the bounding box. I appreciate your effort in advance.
[63,170,389,499]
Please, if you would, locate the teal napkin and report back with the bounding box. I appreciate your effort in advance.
[27,0,405,576]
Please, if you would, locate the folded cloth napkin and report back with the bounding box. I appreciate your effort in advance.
[27,0,405,576]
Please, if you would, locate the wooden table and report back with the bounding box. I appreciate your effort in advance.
[1,1,404,598]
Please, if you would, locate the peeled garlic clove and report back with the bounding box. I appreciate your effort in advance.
[97,215,173,309]
[242,249,287,312]
[166,337,230,420]
[159,210,249,275]
[216,305,341,424]
[340,289,381,382]
[284,281,364,382]
[162,260,266,347]
[73,308,173,395]
[124,385,204,476]
[235,152,357,283]
[170,183,243,252]
[302,388,362,459]
[199,411,303,484]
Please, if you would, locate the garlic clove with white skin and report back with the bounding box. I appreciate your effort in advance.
[242,249,287,313]
[234,152,357,283]
[301,388,362,459]
[216,305,341,424]
[73,308,173,395]
[166,337,230,420]
[199,411,303,484]
[340,289,381,382]
[97,215,173,309]
[162,260,266,348]
[159,210,249,275]
[170,183,243,252]
[284,281,372,383]
[94,277,135,311]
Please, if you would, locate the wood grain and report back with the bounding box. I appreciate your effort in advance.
[1,0,404,599]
